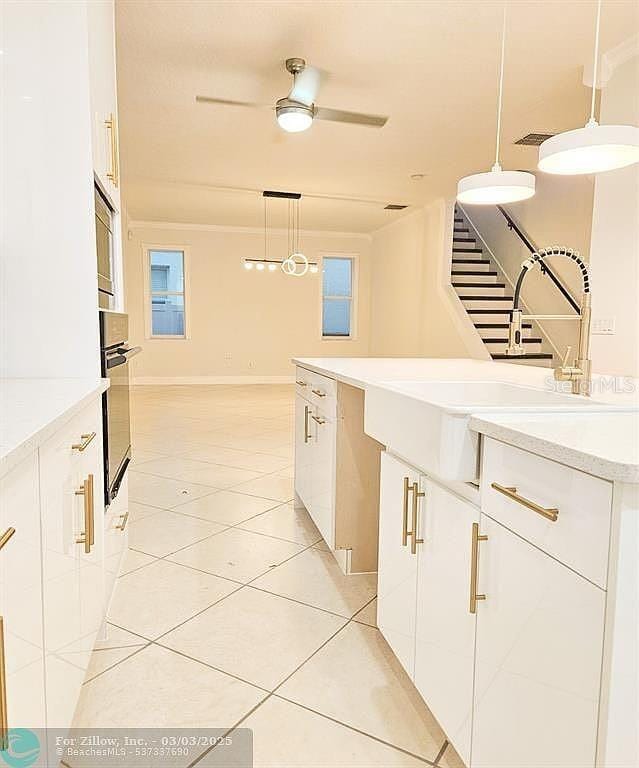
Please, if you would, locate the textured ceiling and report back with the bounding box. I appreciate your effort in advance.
[116,0,638,232]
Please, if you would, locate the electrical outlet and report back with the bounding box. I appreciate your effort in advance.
[224,352,232,360]
[248,361,255,369]
[592,318,616,335]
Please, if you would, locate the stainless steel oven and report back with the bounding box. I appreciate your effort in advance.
[99,311,141,506]
[95,185,115,310]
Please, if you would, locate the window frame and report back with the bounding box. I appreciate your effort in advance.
[142,244,191,340]
[319,252,358,341]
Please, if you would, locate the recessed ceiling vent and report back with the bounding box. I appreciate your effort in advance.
[384,204,408,210]
[515,132,555,146]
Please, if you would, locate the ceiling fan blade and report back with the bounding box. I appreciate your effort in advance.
[288,66,321,107]
[315,107,388,127]
[195,96,269,109]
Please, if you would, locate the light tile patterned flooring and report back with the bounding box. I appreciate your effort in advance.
[73,385,461,767]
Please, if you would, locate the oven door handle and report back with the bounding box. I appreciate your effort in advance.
[115,345,142,359]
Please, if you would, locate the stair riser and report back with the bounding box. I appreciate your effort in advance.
[452,263,493,273]
[477,326,533,339]
[457,286,507,298]
[462,298,513,310]
[485,340,543,355]
[452,252,485,262]
[468,312,513,323]
[452,272,504,286]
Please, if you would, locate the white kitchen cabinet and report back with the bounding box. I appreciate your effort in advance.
[414,480,478,766]
[471,515,605,768]
[377,452,421,677]
[309,406,336,549]
[87,0,120,206]
[0,453,46,734]
[294,393,313,510]
[39,401,105,729]
[103,475,129,614]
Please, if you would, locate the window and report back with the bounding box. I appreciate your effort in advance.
[322,256,354,338]
[148,249,185,337]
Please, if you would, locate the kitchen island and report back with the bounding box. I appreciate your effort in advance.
[293,356,638,768]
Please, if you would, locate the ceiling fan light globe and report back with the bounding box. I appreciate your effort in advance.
[276,100,314,132]
[538,122,639,175]
[457,169,536,205]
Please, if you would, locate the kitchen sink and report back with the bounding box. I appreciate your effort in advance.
[364,380,630,482]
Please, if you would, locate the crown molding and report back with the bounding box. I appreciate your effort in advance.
[128,219,372,241]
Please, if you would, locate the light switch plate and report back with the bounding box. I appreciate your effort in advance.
[592,318,616,335]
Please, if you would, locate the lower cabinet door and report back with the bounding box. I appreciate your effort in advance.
[471,516,605,768]
[0,453,46,733]
[39,401,105,730]
[377,452,420,677]
[294,393,312,509]
[103,475,129,613]
[414,480,478,766]
[308,407,336,549]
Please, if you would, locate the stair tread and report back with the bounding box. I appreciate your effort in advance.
[453,271,498,276]
[453,247,483,253]
[459,295,513,301]
[484,337,542,344]
[474,322,532,328]
[453,282,505,288]
[452,258,491,265]
[467,309,513,314]
[492,353,553,360]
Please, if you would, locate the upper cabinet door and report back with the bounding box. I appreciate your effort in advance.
[414,480,478,766]
[377,452,420,677]
[87,0,120,206]
[0,453,46,732]
[471,515,605,768]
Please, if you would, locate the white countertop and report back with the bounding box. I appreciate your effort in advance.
[0,378,109,479]
[470,411,639,483]
[293,357,639,483]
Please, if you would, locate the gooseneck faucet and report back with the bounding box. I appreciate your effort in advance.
[507,247,592,396]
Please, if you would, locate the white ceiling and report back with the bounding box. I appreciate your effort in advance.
[116,0,638,232]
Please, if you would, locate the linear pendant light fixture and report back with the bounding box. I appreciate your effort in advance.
[538,0,639,175]
[457,4,536,205]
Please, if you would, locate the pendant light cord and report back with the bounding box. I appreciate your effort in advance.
[589,0,602,123]
[493,2,507,170]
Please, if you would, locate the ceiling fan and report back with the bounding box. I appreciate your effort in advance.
[196,58,388,133]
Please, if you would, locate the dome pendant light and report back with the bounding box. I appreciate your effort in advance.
[457,4,536,205]
[538,0,639,175]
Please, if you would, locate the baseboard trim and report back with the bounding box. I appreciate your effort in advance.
[131,375,295,385]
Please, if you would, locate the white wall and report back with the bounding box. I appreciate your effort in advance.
[369,202,487,359]
[589,52,639,378]
[124,223,372,382]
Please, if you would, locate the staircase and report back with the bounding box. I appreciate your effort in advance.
[452,206,554,367]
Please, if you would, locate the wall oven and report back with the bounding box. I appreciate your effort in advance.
[99,311,141,506]
[95,185,115,310]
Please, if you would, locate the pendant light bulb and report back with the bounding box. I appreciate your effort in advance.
[538,0,639,175]
[457,4,536,205]
[244,261,253,270]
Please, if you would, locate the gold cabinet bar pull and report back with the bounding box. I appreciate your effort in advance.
[402,477,410,546]
[469,522,488,614]
[296,380,307,387]
[72,432,96,452]
[311,389,327,397]
[491,483,559,522]
[0,528,15,552]
[105,113,119,187]
[75,474,95,553]
[410,482,425,555]
[311,414,326,425]
[0,616,8,751]
[116,510,129,531]
[304,405,311,443]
